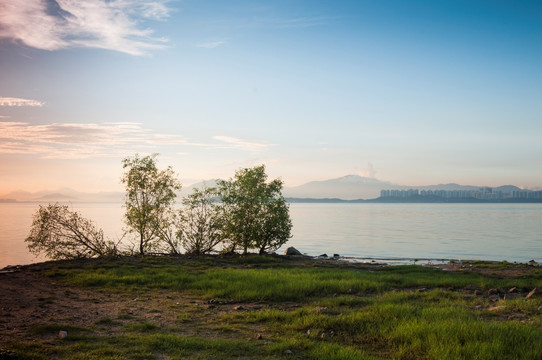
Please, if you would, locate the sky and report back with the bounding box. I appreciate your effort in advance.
[1,0,541,193]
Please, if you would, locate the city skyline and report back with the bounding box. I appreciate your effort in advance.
[1,1,542,193]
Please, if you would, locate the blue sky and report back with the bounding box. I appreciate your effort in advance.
[1,0,541,192]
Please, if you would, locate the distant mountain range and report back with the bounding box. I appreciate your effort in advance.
[282,175,524,200]
[0,188,124,203]
[0,175,531,203]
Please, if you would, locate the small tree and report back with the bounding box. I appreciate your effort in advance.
[218,165,292,254]
[25,203,117,260]
[177,186,222,255]
[121,154,181,255]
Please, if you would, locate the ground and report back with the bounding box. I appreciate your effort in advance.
[0,256,541,359]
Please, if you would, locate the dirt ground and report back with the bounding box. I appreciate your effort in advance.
[0,262,279,348]
[0,259,539,349]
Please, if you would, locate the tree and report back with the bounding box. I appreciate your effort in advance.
[25,203,117,260]
[217,165,292,254]
[254,195,292,254]
[177,186,222,255]
[121,154,181,255]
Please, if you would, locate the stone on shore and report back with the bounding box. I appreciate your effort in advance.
[285,247,302,256]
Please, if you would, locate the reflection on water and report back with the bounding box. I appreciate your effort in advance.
[1,202,541,268]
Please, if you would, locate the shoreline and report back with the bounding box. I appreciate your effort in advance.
[1,252,539,273]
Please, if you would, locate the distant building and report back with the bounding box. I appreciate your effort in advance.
[380,187,540,200]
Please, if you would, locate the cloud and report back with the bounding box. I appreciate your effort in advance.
[0,0,171,56]
[357,162,377,178]
[0,121,186,159]
[0,97,45,107]
[0,122,275,159]
[213,136,274,152]
[196,40,226,49]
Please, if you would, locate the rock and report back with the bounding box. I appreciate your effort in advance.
[59,330,67,339]
[526,288,537,299]
[319,254,328,258]
[285,247,302,256]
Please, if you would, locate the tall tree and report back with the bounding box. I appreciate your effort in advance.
[121,154,181,255]
[218,165,292,254]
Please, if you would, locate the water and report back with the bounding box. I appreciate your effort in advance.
[1,202,541,268]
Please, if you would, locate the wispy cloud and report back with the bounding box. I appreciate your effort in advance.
[0,121,185,159]
[0,0,171,56]
[213,135,274,152]
[0,122,275,159]
[357,162,377,178]
[196,40,227,49]
[0,97,45,107]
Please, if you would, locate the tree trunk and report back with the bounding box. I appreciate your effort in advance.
[140,233,144,255]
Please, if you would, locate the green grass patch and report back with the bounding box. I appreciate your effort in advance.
[59,260,539,302]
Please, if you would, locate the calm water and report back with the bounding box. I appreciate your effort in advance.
[1,202,541,268]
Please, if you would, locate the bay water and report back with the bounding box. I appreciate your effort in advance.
[1,202,541,268]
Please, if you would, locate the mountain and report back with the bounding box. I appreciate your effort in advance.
[180,179,220,196]
[494,185,522,193]
[283,176,527,200]
[0,189,123,203]
[0,178,532,203]
[283,175,399,200]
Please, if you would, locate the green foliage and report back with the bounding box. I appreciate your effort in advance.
[217,164,292,254]
[25,203,118,260]
[177,186,222,255]
[121,154,181,255]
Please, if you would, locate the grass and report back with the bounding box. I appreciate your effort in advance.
[53,258,536,302]
[4,255,542,359]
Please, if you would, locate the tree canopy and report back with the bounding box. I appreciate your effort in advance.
[218,165,292,254]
